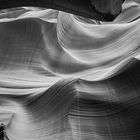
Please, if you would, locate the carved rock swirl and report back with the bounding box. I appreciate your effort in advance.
[0,0,140,140]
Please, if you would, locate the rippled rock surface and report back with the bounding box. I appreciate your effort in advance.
[0,0,140,140]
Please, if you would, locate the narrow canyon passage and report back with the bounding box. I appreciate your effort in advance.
[0,0,140,139]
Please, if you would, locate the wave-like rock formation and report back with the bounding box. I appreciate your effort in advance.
[0,0,140,139]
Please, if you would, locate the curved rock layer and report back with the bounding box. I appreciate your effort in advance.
[0,0,140,140]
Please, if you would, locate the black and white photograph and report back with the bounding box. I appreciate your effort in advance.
[0,0,140,140]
